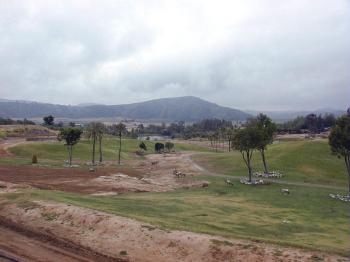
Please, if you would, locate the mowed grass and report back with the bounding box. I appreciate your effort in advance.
[8,138,211,164]
[193,140,348,187]
[9,138,155,163]
[4,178,349,255]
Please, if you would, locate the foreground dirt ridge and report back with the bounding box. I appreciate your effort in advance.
[0,201,346,262]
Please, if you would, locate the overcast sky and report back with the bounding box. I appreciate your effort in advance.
[0,0,349,110]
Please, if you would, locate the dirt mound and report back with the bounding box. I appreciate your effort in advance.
[0,202,346,262]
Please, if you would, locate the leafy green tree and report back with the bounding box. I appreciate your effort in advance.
[139,141,147,151]
[43,115,54,126]
[252,114,276,173]
[58,128,82,166]
[329,114,350,194]
[232,126,260,182]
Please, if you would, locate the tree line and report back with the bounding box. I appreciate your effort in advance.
[277,113,336,134]
[0,117,35,125]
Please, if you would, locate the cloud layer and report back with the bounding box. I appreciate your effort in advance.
[0,0,349,110]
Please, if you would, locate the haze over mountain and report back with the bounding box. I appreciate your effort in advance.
[0,96,251,122]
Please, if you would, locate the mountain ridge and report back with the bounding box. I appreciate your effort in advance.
[0,96,251,122]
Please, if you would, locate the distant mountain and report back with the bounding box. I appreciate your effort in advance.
[0,96,251,122]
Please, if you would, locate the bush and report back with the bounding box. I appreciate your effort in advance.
[32,154,38,164]
[139,141,147,151]
[165,142,174,152]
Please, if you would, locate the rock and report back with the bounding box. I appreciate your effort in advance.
[202,182,209,187]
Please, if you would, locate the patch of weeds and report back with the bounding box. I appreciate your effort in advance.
[310,254,324,261]
[17,200,39,211]
[210,239,234,247]
[273,249,283,257]
[41,212,58,221]
[141,225,156,231]
[242,244,254,249]
[119,250,128,256]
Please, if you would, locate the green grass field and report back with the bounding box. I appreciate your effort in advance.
[193,140,348,187]
[9,138,149,161]
[3,178,349,255]
[8,138,211,163]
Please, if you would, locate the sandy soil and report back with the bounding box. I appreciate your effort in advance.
[0,201,346,262]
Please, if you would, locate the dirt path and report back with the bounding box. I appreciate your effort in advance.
[0,201,346,262]
[0,223,119,262]
[188,153,347,190]
[0,138,27,156]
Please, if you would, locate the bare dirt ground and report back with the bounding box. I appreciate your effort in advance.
[0,201,346,262]
[0,154,208,195]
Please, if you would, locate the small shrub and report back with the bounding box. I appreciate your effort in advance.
[139,141,147,151]
[32,154,38,164]
[41,212,58,221]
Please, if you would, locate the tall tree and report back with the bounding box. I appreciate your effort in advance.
[252,114,276,174]
[232,126,260,182]
[86,122,98,165]
[114,122,126,165]
[96,123,105,163]
[329,113,350,195]
[57,128,82,166]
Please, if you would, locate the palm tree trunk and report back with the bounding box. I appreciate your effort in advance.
[69,145,73,166]
[92,134,96,165]
[118,134,122,165]
[99,135,103,163]
[261,149,268,174]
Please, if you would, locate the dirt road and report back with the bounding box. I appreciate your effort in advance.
[0,221,120,262]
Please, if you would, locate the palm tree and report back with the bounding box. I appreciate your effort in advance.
[113,122,126,165]
[96,123,105,163]
[86,122,99,165]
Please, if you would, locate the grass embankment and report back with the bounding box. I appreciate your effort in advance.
[3,179,349,256]
[193,140,347,187]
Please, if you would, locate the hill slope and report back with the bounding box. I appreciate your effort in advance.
[0,96,251,121]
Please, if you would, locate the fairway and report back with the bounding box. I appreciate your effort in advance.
[193,140,348,187]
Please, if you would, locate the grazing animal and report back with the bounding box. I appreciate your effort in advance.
[151,161,158,166]
[225,179,234,186]
[281,188,290,194]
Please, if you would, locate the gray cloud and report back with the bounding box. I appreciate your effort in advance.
[0,0,349,110]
